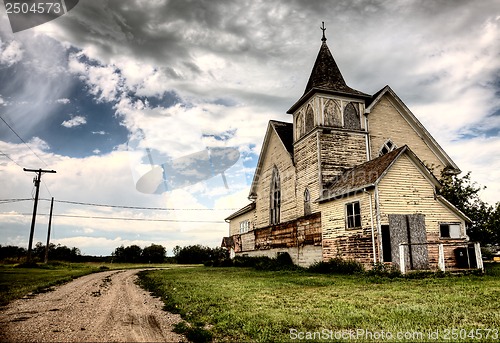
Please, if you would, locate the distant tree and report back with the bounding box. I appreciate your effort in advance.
[124,245,142,263]
[439,171,499,245]
[142,244,166,263]
[0,245,27,261]
[172,245,181,257]
[112,245,126,262]
[174,244,222,264]
[112,244,143,263]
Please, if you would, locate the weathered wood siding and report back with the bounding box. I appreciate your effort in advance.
[321,192,377,265]
[229,209,256,236]
[254,128,296,228]
[368,95,445,173]
[319,130,367,185]
[294,132,321,216]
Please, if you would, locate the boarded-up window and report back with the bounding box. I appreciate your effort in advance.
[388,214,428,270]
[324,99,341,127]
[440,223,461,239]
[346,201,361,229]
[270,167,281,225]
[305,104,314,133]
[343,102,361,130]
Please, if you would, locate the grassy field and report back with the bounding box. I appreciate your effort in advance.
[0,262,176,306]
[138,264,500,342]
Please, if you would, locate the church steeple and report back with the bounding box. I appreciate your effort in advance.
[287,23,368,114]
[303,24,366,97]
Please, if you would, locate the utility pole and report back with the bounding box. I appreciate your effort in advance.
[44,197,54,263]
[23,168,56,263]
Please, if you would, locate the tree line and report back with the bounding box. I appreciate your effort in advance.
[0,242,227,265]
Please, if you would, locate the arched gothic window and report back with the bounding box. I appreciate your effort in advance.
[343,102,361,130]
[270,167,281,225]
[324,99,341,127]
[305,104,314,133]
[296,112,304,140]
[379,140,397,156]
[304,188,311,216]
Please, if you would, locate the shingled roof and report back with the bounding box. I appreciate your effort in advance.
[270,120,294,155]
[288,40,369,114]
[304,41,368,97]
[317,146,435,202]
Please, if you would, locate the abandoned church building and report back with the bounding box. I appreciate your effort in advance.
[221,29,483,273]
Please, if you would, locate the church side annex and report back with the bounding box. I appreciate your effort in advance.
[222,25,482,273]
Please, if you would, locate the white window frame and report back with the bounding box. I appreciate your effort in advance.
[239,220,250,234]
[439,223,461,239]
[345,201,362,229]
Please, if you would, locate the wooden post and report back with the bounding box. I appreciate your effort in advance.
[44,197,54,263]
[474,242,484,272]
[438,244,445,272]
[399,244,406,275]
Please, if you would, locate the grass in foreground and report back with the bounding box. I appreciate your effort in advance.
[0,262,100,306]
[138,264,500,342]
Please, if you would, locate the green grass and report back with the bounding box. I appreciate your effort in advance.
[0,262,100,306]
[0,261,179,306]
[138,264,500,342]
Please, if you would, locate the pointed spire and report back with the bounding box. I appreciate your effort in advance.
[287,24,369,114]
[302,24,367,97]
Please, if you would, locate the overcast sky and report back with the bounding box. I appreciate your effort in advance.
[1,0,499,256]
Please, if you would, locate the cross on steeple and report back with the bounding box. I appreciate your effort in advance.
[321,21,327,42]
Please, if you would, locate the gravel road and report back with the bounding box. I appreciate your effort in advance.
[0,269,186,342]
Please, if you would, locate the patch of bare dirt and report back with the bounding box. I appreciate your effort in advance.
[0,269,186,342]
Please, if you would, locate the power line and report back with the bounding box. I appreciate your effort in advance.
[0,198,32,204]
[0,212,225,223]
[0,115,49,167]
[0,149,23,168]
[39,198,238,211]
[0,198,239,211]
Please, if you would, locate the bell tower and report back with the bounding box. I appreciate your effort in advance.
[289,23,371,211]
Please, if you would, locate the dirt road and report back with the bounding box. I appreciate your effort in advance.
[0,269,185,342]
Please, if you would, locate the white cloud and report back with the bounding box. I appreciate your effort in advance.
[56,98,70,104]
[0,39,23,66]
[61,115,87,128]
[92,131,107,135]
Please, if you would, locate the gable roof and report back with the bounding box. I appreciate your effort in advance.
[248,120,293,199]
[318,145,441,201]
[366,85,460,174]
[288,41,370,114]
[224,202,255,221]
[271,120,294,155]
